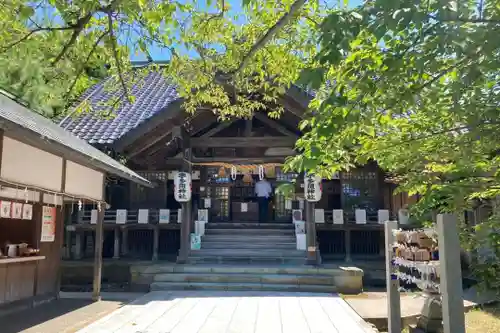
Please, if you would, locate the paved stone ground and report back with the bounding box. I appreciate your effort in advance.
[2,299,128,333]
[77,291,375,333]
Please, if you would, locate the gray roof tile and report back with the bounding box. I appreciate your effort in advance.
[59,71,178,144]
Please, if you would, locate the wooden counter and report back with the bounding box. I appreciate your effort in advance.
[0,256,45,306]
[0,256,45,265]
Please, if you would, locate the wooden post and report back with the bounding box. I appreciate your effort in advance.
[345,229,352,262]
[178,128,192,263]
[385,220,401,333]
[305,201,317,265]
[113,227,120,259]
[152,225,159,261]
[121,227,128,256]
[92,207,105,302]
[437,214,465,333]
[74,231,82,259]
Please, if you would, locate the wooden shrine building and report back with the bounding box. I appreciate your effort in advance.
[60,69,410,265]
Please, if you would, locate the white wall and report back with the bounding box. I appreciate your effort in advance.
[65,161,104,200]
[1,136,63,191]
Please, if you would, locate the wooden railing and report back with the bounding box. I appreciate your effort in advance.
[63,207,388,262]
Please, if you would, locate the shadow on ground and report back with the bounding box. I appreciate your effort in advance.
[1,299,126,333]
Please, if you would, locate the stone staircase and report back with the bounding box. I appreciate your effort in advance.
[139,222,364,294]
[188,222,304,264]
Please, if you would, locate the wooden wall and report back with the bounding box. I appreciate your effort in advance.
[0,202,63,307]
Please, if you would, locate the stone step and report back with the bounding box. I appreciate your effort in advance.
[201,235,296,243]
[186,256,306,265]
[153,272,335,285]
[205,223,294,230]
[201,242,296,250]
[190,249,306,257]
[150,281,336,293]
[134,263,345,276]
[204,228,295,236]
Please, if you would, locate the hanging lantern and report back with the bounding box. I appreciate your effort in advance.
[243,173,253,184]
[258,165,264,180]
[218,166,226,177]
[78,200,83,211]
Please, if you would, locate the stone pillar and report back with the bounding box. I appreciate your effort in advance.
[384,220,401,333]
[437,214,465,333]
[113,227,120,259]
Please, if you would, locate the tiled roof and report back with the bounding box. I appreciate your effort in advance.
[0,89,151,188]
[59,71,178,144]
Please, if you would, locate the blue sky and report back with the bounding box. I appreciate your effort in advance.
[132,0,363,61]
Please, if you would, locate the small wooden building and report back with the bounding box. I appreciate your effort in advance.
[60,70,412,263]
[0,90,150,312]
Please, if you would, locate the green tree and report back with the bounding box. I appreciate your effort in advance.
[292,0,500,291]
[0,0,323,118]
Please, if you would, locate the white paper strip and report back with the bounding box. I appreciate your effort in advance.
[138,209,149,224]
[177,209,182,223]
[159,209,170,224]
[355,209,367,224]
[241,202,248,212]
[296,234,306,251]
[90,209,98,224]
[285,199,292,210]
[116,209,127,224]
[333,209,344,224]
[204,198,211,208]
[195,220,206,236]
[198,209,208,222]
[22,203,33,220]
[11,202,23,219]
[378,209,390,224]
[314,208,325,223]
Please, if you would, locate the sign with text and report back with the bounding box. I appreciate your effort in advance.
[174,171,192,202]
[304,173,322,202]
[41,206,56,242]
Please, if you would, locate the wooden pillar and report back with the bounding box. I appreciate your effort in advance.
[121,227,128,256]
[345,229,352,262]
[177,127,192,264]
[113,227,120,259]
[74,231,83,259]
[385,220,401,333]
[152,225,159,261]
[92,207,105,302]
[305,201,317,265]
[437,214,466,333]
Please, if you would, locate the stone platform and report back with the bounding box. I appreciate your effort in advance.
[132,263,364,294]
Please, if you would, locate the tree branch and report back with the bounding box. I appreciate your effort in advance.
[64,30,110,101]
[107,13,129,102]
[1,25,75,52]
[51,13,93,65]
[223,0,307,78]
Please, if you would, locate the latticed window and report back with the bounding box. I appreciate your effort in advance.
[341,169,379,215]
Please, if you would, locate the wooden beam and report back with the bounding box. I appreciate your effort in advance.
[200,120,234,138]
[163,156,289,165]
[253,113,298,137]
[192,136,296,148]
